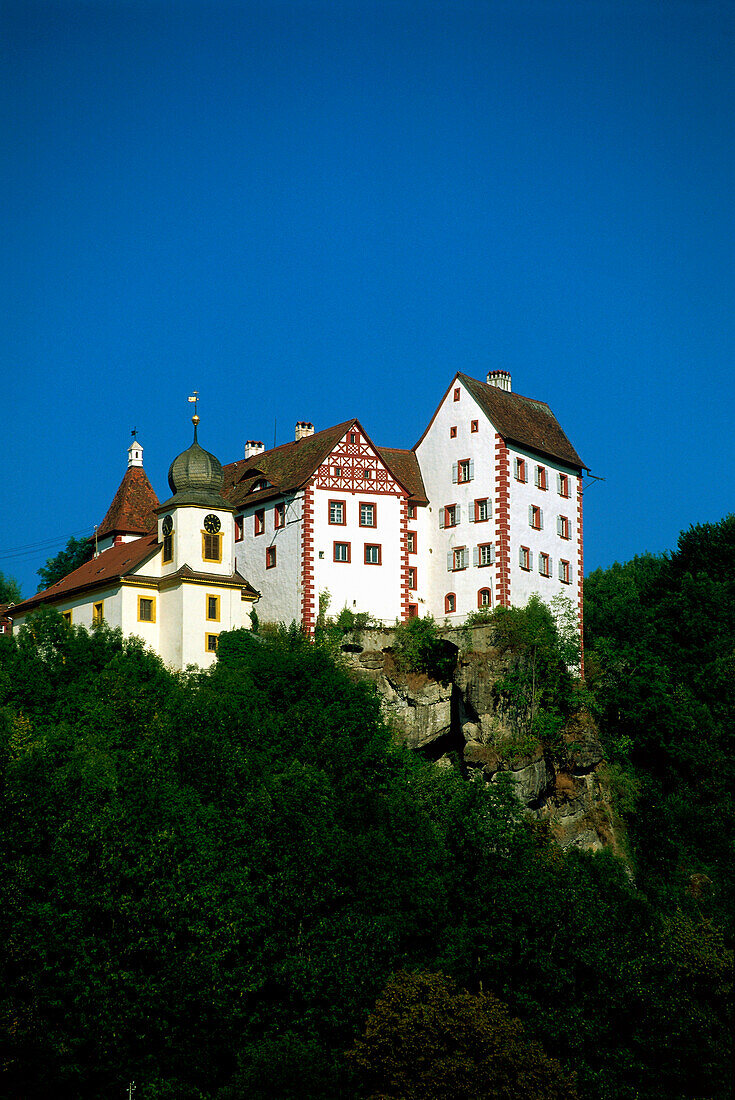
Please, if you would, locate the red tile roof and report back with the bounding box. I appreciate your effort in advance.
[8,536,160,618]
[376,447,428,504]
[97,467,160,539]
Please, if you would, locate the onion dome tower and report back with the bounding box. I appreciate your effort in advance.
[161,412,231,510]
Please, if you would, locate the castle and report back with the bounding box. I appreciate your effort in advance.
[9,371,585,667]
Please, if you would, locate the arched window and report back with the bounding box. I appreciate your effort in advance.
[445,593,456,614]
[477,588,491,608]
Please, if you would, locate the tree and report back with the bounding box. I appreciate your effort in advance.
[0,571,21,604]
[37,534,93,590]
[348,970,579,1100]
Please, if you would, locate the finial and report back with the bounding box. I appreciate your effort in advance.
[131,426,138,440]
[188,391,200,441]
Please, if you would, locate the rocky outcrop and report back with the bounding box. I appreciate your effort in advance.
[342,627,615,853]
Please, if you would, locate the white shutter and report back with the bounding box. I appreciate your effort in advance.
[447,552,453,571]
[557,472,562,493]
[473,547,479,566]
[519,546,525,567]
[469,503,475,522]
[557,516,562,536]
[490,544,496,564]
[528,505,533,525]
[539,508,544,529]
[452,463,458,483]
[549,556,553,575]
[469,459,475,480]
[456,504,461,524]
[569,524,573,540]
[462,548,469,568]
[439,511,445,529]
[534,466,539,487]
[558,560,563,581]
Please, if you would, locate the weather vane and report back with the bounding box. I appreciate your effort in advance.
[131,426,138,440]
[188,390,200,432]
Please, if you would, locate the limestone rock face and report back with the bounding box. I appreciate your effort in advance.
[341,624,617,852]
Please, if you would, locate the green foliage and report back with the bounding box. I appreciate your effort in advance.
[249,606,259,634]
[0,609,729,1098]
[584,515,735,934]
[392,615,457,681]
[37,533,93,590]
[348,970,579,1099]
[0,570,21,604]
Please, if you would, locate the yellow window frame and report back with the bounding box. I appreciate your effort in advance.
[206,593,220,622]
[93,601,104,625]
[137,595,156,623]
[202,532,222,563]
[205,632,219,653]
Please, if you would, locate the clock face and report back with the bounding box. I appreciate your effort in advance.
[204,513,221,534]
[162,515,173,535]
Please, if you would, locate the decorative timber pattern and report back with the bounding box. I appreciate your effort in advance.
[314,432,403,496]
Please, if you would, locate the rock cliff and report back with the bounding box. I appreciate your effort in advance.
[342,625,616,853]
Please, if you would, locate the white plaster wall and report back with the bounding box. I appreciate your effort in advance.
[12,587,123,634]
[407,502,430,615]
[121,586,160,651]
[158,584,184,668]
[311,487,403,625]
[236,495,302,626]
[415,378,497,622]
[95,533,141,555]
[506,443,580,610]
[157,504,235,576]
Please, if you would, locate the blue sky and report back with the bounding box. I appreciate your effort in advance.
[3,0,734,597]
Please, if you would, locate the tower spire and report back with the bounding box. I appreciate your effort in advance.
[188,391,200,442]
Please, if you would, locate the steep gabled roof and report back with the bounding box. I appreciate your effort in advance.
[97,466,159,538]
[376,447,428,504]
[222,420,355,508]
[7,536,161,618]
[414,373,584,470]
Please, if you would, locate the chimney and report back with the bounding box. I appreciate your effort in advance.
[244,440,265,459]
[295,421,314,441]
[486,369,512,392]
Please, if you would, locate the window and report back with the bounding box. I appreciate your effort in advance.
[203,533,222,562]
[334,542,350,563]
[452,459,474,484]
[535,465,548,490]
[349,431,359,445]
[539,552,552,578]
[558,472,570,498]
[62,610,72,625]
[453,387,460,401]
[407,530,417,554]
[519,546,532,571]
[93,602,104,625]
[557,515,571,540]
[274,502,285,529]
[477,588,491,608]
[408,603,419,618]
[206,633,219,653]
[473,498,489,523]
[253,479,269,492]
[138,596,156,623]
[364,544,381,565]
[450,547,468,571]
[514,457,527,482]
[445,593,456,613]
[363,468,373,480]
[329,500,346,525]
[441,504,458,528]
[450,425,457,438]
[266,546,277,569]
[471,419,478,433]
[333,465,342,477]
[254,509,265,535]
[359,502,376,527]
[529,505,543,530]
[476,543,495,567]
[408,565,417,589]
[407,503,416,520]
[559,559,572,584]
[162,532,174,563]
[206,594,220,621]
[234,516,244,542]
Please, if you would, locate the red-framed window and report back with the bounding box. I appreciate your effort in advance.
[520,546,532,571]
[445,592,456,613]
[266,546,277,569]
[535,465,548,491]
[450,425,457,438]
[450,547,468,571]
[476,543,494,567]
[442,504,458,528]
[329,499,346,525]
[362,468,374,481]
[407,503,416,520]
[234,515,244,542]
[274,502,285,529]
[332,464,342,477]
[364,543,381,565]
[471,419,478,433]
[349,431,360,445]
[557,515,571,540]
[254,509,265,535]
[477,588,491,608]
[453,387,460,401]
[473,498,489,522]
[407,530,417,554]
[539,552,551,577]
[333,541,351,563]
[529,505,543,530]
[359,501,377,527]
[408,603,419,619]
[559,559,571,584]
[514,457,527,482]
[457,458,473,484]
[408,565,417,589]
[558,472,570,498]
